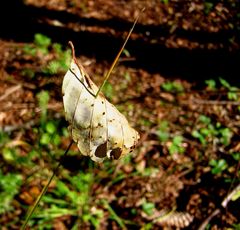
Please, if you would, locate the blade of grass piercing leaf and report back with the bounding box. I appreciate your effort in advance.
[95,10,143,98]
[21,140,74,230]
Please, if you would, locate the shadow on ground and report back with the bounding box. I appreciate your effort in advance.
[1,0,239,84]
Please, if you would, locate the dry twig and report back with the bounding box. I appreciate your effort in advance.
[198,183,240,230]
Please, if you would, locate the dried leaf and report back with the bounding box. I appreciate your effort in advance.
[62,43,139,162]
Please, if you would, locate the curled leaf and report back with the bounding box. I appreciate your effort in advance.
[62,43,139,162]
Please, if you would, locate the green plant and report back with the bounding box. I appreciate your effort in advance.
[169,135,185,155]
[2,144,37,167]
[39,121,61,147]
[142,201,155,216]
[156,120,170,142]
[219,77,239,101]
[231,223,240,230]
[139,118,153,127]
[124,71,131,83]
[205,77,239,101]
[141,167,159,177]
[231,190,240,202]
[43,43,71,74]
[123,48,130,57]
[232,152,240,161]
[161,81,184,93]
[102,199,126,229]
[0,169,22,214]
[192,115,233,146]
[218,127,232,146]
[205,79,216,90]
[21,68,35,79]
[0,130,9,147]
[22,33,71,76]
[2,147,18,163]
[34,33,51,48]
[161,0,169,4]
[204,1,214,14]
[32,172,103,228]
[37,90,50,127]
[209,159,228,175]
[34,33,51,55]
[102,81,114,100]
[36,91,63,148]
[157,122,185,155]
[23,45,37,56]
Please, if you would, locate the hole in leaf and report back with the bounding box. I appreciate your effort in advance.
[95,142,107,158]
[110,148,122,160]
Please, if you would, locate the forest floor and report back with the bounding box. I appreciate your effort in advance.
[0,1,239,229]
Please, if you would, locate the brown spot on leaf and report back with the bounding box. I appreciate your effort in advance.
[95,142,107,158]
[110,147,122,160]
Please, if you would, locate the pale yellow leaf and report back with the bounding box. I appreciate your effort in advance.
[62,44,139,162]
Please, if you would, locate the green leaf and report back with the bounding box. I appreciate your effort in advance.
[161,82,173,92]
[157,130,169,142]
[2,148,15,162]
[56,180,71,197]
[34,33,51,48]
[53,43,62,54]
[142,202,155,216]
[219,77,231,89]
[210,159,228,174]
[209,159,217,167]
[102,82,114,100]
[161,0,169,4]
[168,135,185,155]
[157,121,169,142]
[0,170,22,214]
[53,134,61,146]
[37,91,50,110]
[161,81,183,92]
[46,122,57,134]
[199,115,211,125]
[192,130,206,145]
[200,127,211,137]
[131,208,137,215]
[23,45,37,56]
[172,135,183,146]
[219,128,232,146]
[205,79,216,90]
[123,49,130,57]
[37,90,50,125]
[204,2,214,14]
[40,133,51,145]
[231,190,240,202]
[232,153,240,161]
[228,91,238,101]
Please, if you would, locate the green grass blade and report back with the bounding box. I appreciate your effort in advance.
[21,140,74,230]
[102,199,127,229]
